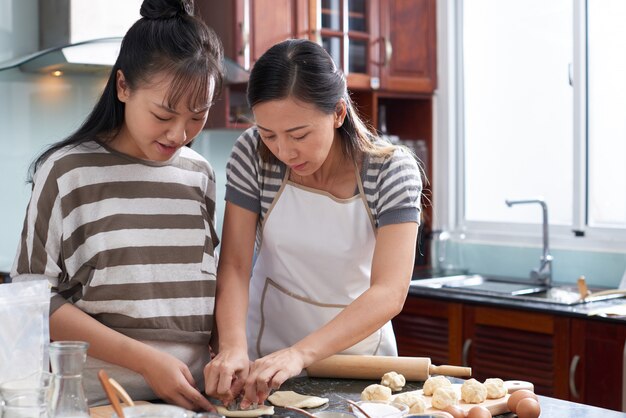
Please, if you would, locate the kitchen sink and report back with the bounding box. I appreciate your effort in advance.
[410,274,625,305]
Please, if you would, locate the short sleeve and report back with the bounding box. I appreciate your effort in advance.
[374,147,423,227]
[11,160,68,313]
[225,128,262,214]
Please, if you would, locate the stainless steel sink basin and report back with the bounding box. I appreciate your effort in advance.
[410,274,625,305]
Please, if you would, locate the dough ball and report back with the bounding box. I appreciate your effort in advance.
[394,392,426,413]
[461,378,487,404]
[423,375,452,396]
[361,384,392,401]
[483,378,507,399]
[267,390,329,408]
[381,371,406,392]
[431,386,459,410]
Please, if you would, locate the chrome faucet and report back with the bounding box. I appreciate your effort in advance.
[505,198,553,287]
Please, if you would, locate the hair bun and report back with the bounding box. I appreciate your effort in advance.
[140,0,193,20]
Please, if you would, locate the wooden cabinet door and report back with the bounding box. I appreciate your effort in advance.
[196,0,309,128]
[393,296,463,366]
[462,305,570,399]
[198,0,309,70]
[248,0,310,68]
[378,0,437,92]
[570,318,626,411]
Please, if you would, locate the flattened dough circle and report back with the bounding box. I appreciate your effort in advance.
[267,391,329,408]
[215,405,275,417]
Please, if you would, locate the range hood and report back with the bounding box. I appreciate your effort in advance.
[0,0,248,84]
[0,37,249,85]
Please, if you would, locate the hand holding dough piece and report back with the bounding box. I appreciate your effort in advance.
[267,390,329,408]
[380,371,406,392]
[215,405,275,417]
[361,384,392,401]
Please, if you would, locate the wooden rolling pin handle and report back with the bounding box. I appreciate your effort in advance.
[428,364,472,377]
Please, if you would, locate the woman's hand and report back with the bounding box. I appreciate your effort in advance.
[240,347,307,408]
[138,349,214,412]
[204,348,251,406]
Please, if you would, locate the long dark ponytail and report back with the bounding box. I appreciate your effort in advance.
[28,0,223,181]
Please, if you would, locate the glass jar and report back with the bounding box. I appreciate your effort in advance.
[48,341,90,418]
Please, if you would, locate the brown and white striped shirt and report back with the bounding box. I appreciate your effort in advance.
[11,141,218,344]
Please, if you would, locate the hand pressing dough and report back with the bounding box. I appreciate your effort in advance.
[215,405,275,417]
[360,384,392,401]
[431,386,458,410]
[422,375,452,396]
[393,392,426,413]
[461,378,487,404]
[267,390,329,408]
[484,378,507,399]
[380,371,406,392]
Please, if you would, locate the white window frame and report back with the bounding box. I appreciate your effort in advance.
[434,0,626,253]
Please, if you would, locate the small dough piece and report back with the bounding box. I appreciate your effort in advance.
[423,375,452,396]
[484,378,507,399]
[381,371,406,392]
[361,384,392,401]
[431,386,459,410]
[216,405,275,417]
[267,390,329,408]
[394,392,426,413]
[461,378,487,404]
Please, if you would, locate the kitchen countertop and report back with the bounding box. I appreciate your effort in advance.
[89,376,626,417]
[407,280,626,325]
[262,376,625,417]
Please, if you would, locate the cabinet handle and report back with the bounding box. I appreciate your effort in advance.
[569,354,580,399]
[238,0,251,70]
[462,338,472,367]
[384,38,393,67]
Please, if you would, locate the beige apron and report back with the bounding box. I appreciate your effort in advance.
[247,167,397,360]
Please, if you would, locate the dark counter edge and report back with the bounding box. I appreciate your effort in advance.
[407,282,626,325]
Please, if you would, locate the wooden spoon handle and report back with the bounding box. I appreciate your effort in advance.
[97,369,125,418]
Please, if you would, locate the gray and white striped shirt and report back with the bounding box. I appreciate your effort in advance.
[11,141,218,344]
[225,127,422,232]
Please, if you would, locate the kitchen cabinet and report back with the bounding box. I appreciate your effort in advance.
[393,296,463,367]
[378,0,437,92]
[393,297,571,399]
[310,0,436,93]
[570,318,626,411]
[462,305,570,399]
[196,0,310,128]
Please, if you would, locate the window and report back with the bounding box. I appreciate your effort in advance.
[444,0,626,250]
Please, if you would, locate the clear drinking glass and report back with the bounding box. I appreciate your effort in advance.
[0,371,53,418]
[48,341,90,418]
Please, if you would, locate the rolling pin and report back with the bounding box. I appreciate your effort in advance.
[306,355,472,381]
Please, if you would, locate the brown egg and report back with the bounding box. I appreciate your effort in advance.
[506,389,539,412]
[466,405,491,418]
[516,397,541,418]
[443,405,466,418]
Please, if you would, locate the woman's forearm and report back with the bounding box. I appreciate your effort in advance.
[50,303,160,375]
[215,264,251,351]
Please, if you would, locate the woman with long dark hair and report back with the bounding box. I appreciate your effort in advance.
[204,39,423,408]
[12,0,223,409]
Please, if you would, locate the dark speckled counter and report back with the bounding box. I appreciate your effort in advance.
[271,376,626,417]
